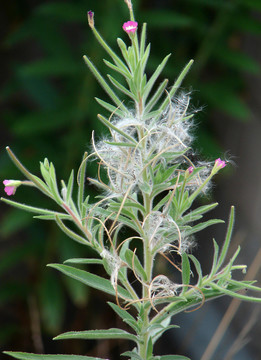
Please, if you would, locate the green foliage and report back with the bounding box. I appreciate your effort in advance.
[1,0,261,358]
[3,353,107,360]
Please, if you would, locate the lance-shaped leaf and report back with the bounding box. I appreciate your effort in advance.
[103,58,130,78]
[188,254,202,286]
[108,302,140,332]
[211,283,261,303]
[1,197,69,219]
[95,97,126,117]
[216,206,235,271]
[154,356,191,360]
[107,75,136,100]
[209,239,220,279]
[6,147,52,197]
[184,218,224,237]
[182,202,218,223]
[181,253,190,294]
[144,79,168,114]
[3,352,107,360]
[64,258,103,265]
[77,152,88,216]
[54,328,138,343]
[156,60,194,119]
[48,264,132,301]
[83,56,128,113]
[92,27,129,74]
[140,43,151,75]
[65,170,74,204]
[124,249,147,281]
[55,215,90,246]
[143,54,171,102]
[139,22,147,58]
[97,114,137,144]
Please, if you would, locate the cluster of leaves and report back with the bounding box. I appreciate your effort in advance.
[2,1,261,359]
[1,0,260,356]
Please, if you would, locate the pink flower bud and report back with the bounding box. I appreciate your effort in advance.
[215,158,226,169]
[122,21,138,34]
[3,180,16,196]
[188,166,194,174]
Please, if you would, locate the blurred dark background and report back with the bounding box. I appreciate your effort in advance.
[0,0,261,359]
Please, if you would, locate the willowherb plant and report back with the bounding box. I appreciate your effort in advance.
[2,1,261,360]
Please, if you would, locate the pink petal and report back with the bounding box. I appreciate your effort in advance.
[4,186,15,196]
[123,21,138,33]
[215,158,226,168]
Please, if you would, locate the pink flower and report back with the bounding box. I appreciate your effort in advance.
[188,166,194,174]
[122,21,138,34]
[215,158,226,169]
[3,180,16,196]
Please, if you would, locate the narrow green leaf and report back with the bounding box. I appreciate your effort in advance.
[97,114,137,144]
[150,324,179,344]
[157,60,194,117]
[34,214,71,220]
[54,328,137,342]
[211,283,261,303]
[117,38,130,66]
[3,352,105,360]
[140,43,151,75]
[216,206,235,271]
[144,79,168,114]
[66,170,74,204]
[108,302,139,332]
[103,58,130,78]
[40,162,52,186]
[209,239,219,278]
[64,258,103,265]
[77,152,88,217]
[154,356,191,360]
[133,60,142,93]
[83,55,128,112]
[228,279,261,293]
[140,22,147,58]
[185,219,224,237]
[181,253,190,293]
[143,54,171,102]
[124,249,147,281]
[1,197,65,217]
[104,141,136,148]
[55,215,90,246]
[182,203,218,222]
[188,254,202,285]
[49,163,60,197]
[92,27,129,73]
[48,264,131,300]
[146,337,153,358]
[127,45,136,72]
[87,177,110,192]
[95,97,125,117]
[6,147,52,197]
[107,75,135,99]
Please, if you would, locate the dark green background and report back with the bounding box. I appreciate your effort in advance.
[1,0,260,359]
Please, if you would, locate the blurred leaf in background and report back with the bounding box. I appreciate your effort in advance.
[0,0,260,356]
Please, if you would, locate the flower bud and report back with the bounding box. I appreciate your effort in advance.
[3,180,22,196]
[87,10,94,29]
